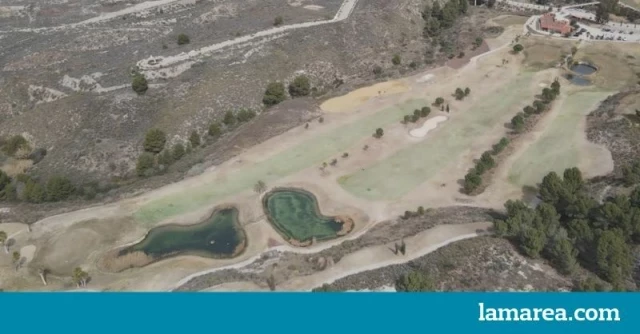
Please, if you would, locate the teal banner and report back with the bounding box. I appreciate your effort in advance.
[0,293,634,333]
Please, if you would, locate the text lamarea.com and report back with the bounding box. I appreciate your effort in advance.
[478,303,621,322]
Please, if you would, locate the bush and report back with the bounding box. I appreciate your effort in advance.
[420,106,431,117]
[208,122,222,137]
[223,111,236,126]
[523,105,536,115]
[288,75,311,97]
[479,151,496,170]
[464,171,482,194]
[434,97,444,105]
[2,135,29,156]
[373,65,382,75]
[172,143,185,161]
[413,109,421,118]
[396,271,434,292]
[189,131,200,147]
[454,88,465,100]
[458,51,465,58]
[157,150,174,167]
[392,54,401,66]
[46,176,75,201]
[533,100,546,113]
[274,16,283,26]
[136,152,155,177]
[236,109,257,123]
[24,180,46,203]
[492,137,510,155]
[403,115,412,123]
[177,33,190,45]
[513,44,524,53]
[374,128,384,138]
[262,82,286,107]
[464,87,470,96]
[511,113,525,132]
[143,129,167,153]
[131,73,148,94]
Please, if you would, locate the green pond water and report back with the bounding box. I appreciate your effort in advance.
[263,189,344,242]
[121,208,245,259]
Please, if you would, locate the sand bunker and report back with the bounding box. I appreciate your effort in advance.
[19,245,36,263]
[320,80,409,113]
[409,116,448,138]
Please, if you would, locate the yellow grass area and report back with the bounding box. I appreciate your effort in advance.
[320,80,409,113]
[575,42,640,91]
[522,37,575,70]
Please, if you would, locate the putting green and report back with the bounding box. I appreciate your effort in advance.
[508,90,609,187]
[339,73,534,200]
[134,99,428,225]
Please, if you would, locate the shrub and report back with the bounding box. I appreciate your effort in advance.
[131,73,148,94]
[172,143,185,161]
[392,54,401,66]
[523,105,536,115]
[223,111,236,126]
[434,97,444,105]
[458,51,465,58]
[413,109,421,118]
[511,113,525,132]
[464,87,470,96]
[189,131,200,147]
[24,180,46,203]
[208,122,222,137]
[157,150,174,167]
[46,176,75,201]
[464,171,482,194]
[396,271,434,292]
[288,75,311,97]
[136,153,155,177]
[454,88,465,100]
[411,114,419,123]
[236,109,257,123]
[533,100,546,113]
[143,129,167,153]
[479,151,496,170]
[2,135,29,156]
[374,128,384,138]
[177,33,190,45]
[274,16,283,26]
[513,44,524,53]
[403,115,412,123]
[420,107,431,117]
[492,137,510,155]
[262,82,286,107]
[373,65,382,75]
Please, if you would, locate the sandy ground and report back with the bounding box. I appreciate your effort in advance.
[19,245,36,263]
[409,116,448,138]
[320,81,410,113]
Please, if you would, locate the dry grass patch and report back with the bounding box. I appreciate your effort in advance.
[493,15,528,27]
[576,42,640,91]
[522,37,575,71]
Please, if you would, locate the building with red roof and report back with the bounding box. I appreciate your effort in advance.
[539,13,572,35]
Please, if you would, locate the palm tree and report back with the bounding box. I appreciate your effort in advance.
[0,231,7,253]
[72,267,90,288]
[38,268,49,286]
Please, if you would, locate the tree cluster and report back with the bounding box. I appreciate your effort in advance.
[421,0,468,38]
[495,167,640,290]
[0,171,77,203]
[463,149,498,194]
[622,160,640,187]
[454,87,470,100]
[264,76,314,107]
[402,106,432,124]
